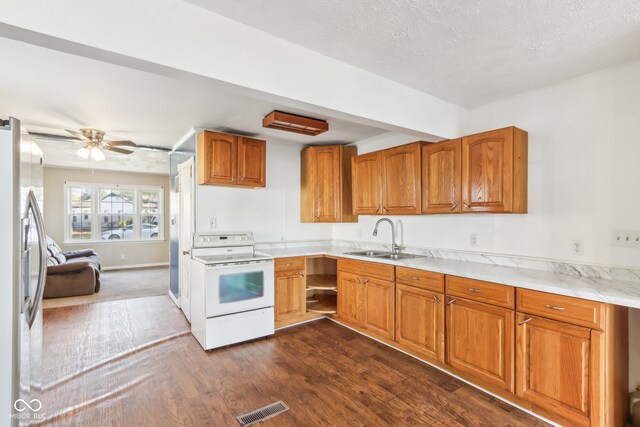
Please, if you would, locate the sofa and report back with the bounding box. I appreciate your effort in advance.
[45,236,101,298]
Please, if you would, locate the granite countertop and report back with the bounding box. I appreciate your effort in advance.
[258,245,640,309]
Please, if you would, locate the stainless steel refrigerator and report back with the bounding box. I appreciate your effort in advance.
[0,117,47,426]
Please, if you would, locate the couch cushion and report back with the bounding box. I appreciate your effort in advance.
[53,252,66,264]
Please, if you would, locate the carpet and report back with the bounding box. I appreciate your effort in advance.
[43,266,170,309]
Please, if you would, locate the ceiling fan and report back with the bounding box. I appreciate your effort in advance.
[29,128,173,161]
[66,128,135,161]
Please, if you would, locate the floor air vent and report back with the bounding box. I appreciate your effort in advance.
[237,401,289,426]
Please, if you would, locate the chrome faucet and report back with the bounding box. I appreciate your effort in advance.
[373,218,401,254]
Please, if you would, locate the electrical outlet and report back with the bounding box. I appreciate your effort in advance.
[209,217,217,229]
[571,240,584,255]
[121,254,126,260]
[470,234,478,247]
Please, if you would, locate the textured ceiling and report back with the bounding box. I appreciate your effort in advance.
[188,0,640,107]
[0,36,385,172]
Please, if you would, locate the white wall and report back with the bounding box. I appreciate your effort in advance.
[195,139,332,242]
[335,60,640,270]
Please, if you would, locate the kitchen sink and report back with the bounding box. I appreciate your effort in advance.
[374,253,422,260]
[344,250,390,257]
[344,250,423,260]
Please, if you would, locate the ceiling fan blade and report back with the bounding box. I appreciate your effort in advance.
[65,129,90,141]
[105,140,136,147]
[135,145,172,152]
[104,146,134,155]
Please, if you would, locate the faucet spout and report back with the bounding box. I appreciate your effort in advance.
[372,218,401,254]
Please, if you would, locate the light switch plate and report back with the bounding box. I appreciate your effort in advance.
[209,217,217,229]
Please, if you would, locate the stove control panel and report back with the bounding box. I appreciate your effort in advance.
[193,232,254,248]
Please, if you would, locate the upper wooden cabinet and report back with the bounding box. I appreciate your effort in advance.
[352,142,422,215]
[422,139,462,214]
[380,142,422,215]
[197,130,266,187]
[461,127,527,213]
[352,153,381,215]
[301,145,357,223]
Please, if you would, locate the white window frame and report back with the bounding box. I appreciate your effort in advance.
[64,181,165,244]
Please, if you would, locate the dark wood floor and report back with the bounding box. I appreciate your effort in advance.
[40,295,548,426]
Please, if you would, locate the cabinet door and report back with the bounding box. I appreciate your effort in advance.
[313,146,341,222]
[275,271,306,322]
[516,314,591,426]
[197,131,238,185]
[461,128,513,212]
[422,139,462,214]
[380,142,422,214]
[237,137,266,187]
[445,297,515,391]
[364,278,395,340]
[351,152,381,215]
[396,284,444,362]
[337,271,365,326]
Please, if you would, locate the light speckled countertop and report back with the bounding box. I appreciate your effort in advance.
[257,245,640,309]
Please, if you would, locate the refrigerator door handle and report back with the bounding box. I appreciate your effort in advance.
[24,190,47,329]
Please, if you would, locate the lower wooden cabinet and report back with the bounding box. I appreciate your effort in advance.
[445,296,515,392]
[337,270,394,340]
[275,270,306,324]
[337,271,366,326]
[364,277,395,340]
[516,313,591,426]
[396,284,444,362]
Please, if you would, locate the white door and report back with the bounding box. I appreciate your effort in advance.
[178,159,193,322]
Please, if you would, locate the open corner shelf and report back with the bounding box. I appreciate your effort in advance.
[306,274,338,291]
[306,294,337,314]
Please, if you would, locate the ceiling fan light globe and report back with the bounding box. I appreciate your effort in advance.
[76,147,90,159]
[90,146,106,161]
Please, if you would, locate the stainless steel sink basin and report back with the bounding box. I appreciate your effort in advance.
[374,253,422,260]
[344,251,423,260]
[344,250,390,257]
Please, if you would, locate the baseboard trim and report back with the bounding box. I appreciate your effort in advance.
[101,262,169,271]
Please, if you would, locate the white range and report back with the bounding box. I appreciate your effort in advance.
[190,232,274,350]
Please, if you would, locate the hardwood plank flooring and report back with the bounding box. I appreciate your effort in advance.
[40,295,548,426]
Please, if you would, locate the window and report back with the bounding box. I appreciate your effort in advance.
[64,183,164,243]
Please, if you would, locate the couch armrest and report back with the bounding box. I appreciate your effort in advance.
[47,261,92,275]
[63,249,98,259]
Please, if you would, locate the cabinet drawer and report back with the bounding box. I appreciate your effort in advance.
[275,257,306,272]
[338,258,394,281]
[446,276,515,309]
[396,267,444,293]
[516,289,605,330]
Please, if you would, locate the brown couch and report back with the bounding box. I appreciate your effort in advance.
[45,236,101,298]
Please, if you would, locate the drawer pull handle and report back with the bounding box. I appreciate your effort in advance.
[356,277,361,284]
[286,263,292,266]
[412,276,421,280]
[364,278,369,284]
[463,202,470,210]
[298,273,305,277]
[544,304,566,311]
[519,317,533,326]
[359,267,366,270]
[450,202,459,211]
[447,298,458,305]
[433,295,441,305]
[468,288,481,293]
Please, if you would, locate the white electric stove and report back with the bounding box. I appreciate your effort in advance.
[190,232,274,350]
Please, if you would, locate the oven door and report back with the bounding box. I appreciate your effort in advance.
[205,260,274,318]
